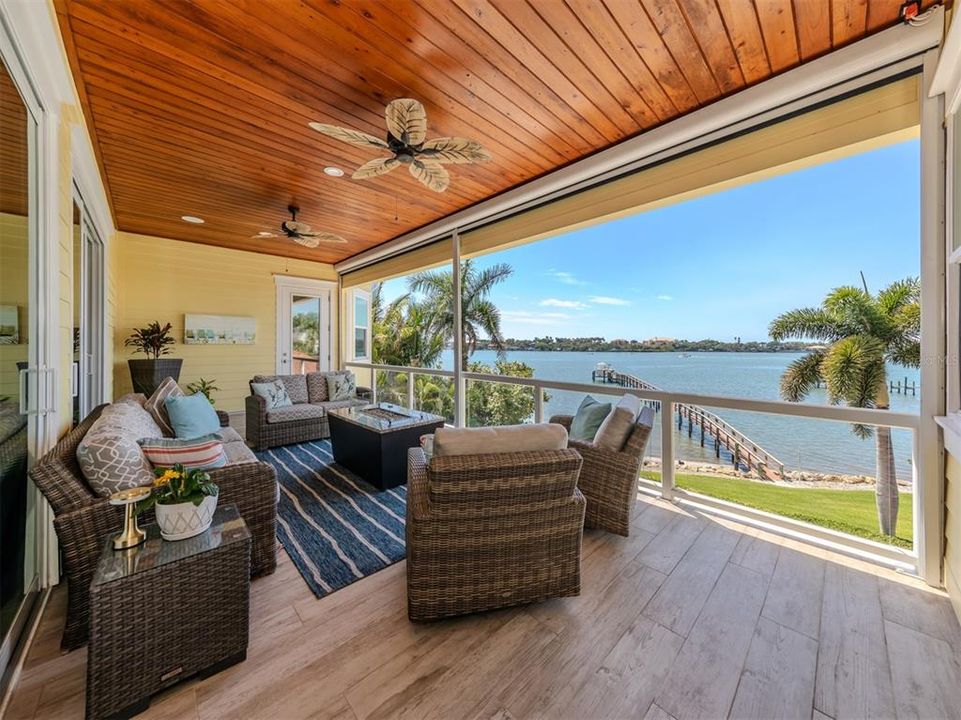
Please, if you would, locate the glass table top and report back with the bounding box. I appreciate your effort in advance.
[92,504,250,587]
[327,402,445,434]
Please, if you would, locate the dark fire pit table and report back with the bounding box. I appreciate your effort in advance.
[327,402,445,490]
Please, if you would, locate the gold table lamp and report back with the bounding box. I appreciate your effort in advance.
[108,486,151,550]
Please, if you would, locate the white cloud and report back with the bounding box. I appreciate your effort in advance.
[589,295,632,306]
[501,310,571,325]
[546,270,587,286]
[539,298,589,309]
[656,294,673,301]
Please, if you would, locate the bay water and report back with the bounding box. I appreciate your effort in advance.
[460,350,919,481]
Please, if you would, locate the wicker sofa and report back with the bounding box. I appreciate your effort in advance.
[550,406,655,536]
[30,404,278,651]
[245,372,369,451]
[406,441,586,622]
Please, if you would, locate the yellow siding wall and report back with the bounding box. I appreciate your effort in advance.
[113,232,338,412]
[946,453,961,620]
[56,107,75,438]
[0,213,28,399]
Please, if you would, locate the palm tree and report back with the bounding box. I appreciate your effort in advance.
[371,284,445,368]
[408,259,513,369]
[769,278,920,537]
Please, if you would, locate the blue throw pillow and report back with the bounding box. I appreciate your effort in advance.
[165,393,221,439]
[570,395,612,442]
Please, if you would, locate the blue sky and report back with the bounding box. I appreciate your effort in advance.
[382,139,920,342]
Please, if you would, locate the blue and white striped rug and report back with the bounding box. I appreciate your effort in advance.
[255,440,407,598]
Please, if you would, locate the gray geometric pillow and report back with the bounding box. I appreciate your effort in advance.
[306,372,329,403]
[251,380,293,409]
[77,430,155,497]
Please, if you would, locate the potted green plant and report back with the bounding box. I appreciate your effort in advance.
[124,321,181,395]
[140,465,219,541]
[186,378,219,405]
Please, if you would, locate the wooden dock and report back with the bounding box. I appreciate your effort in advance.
[592,367,786,480]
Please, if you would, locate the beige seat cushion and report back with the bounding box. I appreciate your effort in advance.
[265,404,327,424]
[216,426,244,444]
[434,423,567,457]
[593,394,641,451]
[223,440,258,465]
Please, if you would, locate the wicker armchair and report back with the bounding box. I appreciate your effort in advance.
[550,406,655,537]
[406,446,586,622]
[30,405,279,651]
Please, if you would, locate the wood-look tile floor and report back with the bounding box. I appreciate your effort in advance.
[6,495,961,720]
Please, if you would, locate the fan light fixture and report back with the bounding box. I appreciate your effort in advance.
[309,98,491,192]
[181,215,204,224]
[323,166,344,177]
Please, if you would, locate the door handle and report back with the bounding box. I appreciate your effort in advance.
[18,367,30,415]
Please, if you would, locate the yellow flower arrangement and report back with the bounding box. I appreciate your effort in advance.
[154,468,181,487]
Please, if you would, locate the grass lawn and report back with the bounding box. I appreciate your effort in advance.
[639,470,913,549]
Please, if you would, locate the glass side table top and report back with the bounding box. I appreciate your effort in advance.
[92,504,250,587]
[327,402,445,434]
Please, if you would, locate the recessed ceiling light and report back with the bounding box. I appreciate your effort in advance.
[323,166,344,177]
[181,215,204,224]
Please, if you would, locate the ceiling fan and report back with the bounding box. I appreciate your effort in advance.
[252,205,347,248]
[309,98,491,193]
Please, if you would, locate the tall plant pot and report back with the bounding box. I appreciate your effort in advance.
[128,358,183,396]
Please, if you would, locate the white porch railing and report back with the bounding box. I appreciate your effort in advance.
[345,361,921,571]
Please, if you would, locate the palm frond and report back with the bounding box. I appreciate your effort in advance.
[768,308,845,343]
[779,351,824,402]
[877,277,920,316]
[821,335,885,408]
[823,286,891,337]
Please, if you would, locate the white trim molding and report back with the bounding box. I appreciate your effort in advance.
[930,7,961,114]
[274,275,337,374]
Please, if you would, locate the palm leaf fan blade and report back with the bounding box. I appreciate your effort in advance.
[409,159,449,192]
[385,99,427,146]
[421,137,491,164]
[352,157,400,180]
[290,234,320,249]
[308,122,389,149]
[313,232,348,245]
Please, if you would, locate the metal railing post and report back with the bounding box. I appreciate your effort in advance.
[534,382,545,423]
[407,372,415,410]
[370,370,378,404]
[452,229,466,427]
[661,400,674,500]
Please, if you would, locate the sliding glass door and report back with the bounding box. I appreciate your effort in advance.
[72,190,105,425]
[0,52,40,686]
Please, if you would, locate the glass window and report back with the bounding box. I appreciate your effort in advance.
[353,291,369,360]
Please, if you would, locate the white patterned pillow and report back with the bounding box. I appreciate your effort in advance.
[326,372,356,402]
[76,402,163,497]
[77,430,154,497]
[144,377,184,437]
[251,379,292,409]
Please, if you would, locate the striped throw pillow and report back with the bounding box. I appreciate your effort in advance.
[145,377,184,437]
[138,433,228,470]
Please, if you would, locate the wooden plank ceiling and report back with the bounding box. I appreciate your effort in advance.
[1,55,28,217]
[53,0,927,264]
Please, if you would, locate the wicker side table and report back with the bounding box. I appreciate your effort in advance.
[86,504,251,720]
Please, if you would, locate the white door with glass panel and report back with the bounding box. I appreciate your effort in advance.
[275,278,335,375]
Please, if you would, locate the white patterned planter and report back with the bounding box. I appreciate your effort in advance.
[155,495,218,541]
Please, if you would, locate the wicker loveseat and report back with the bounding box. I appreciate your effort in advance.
[550,406,655,536]
[245,372,369,451]
[406,441,586,622]
[30,404,278,651]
